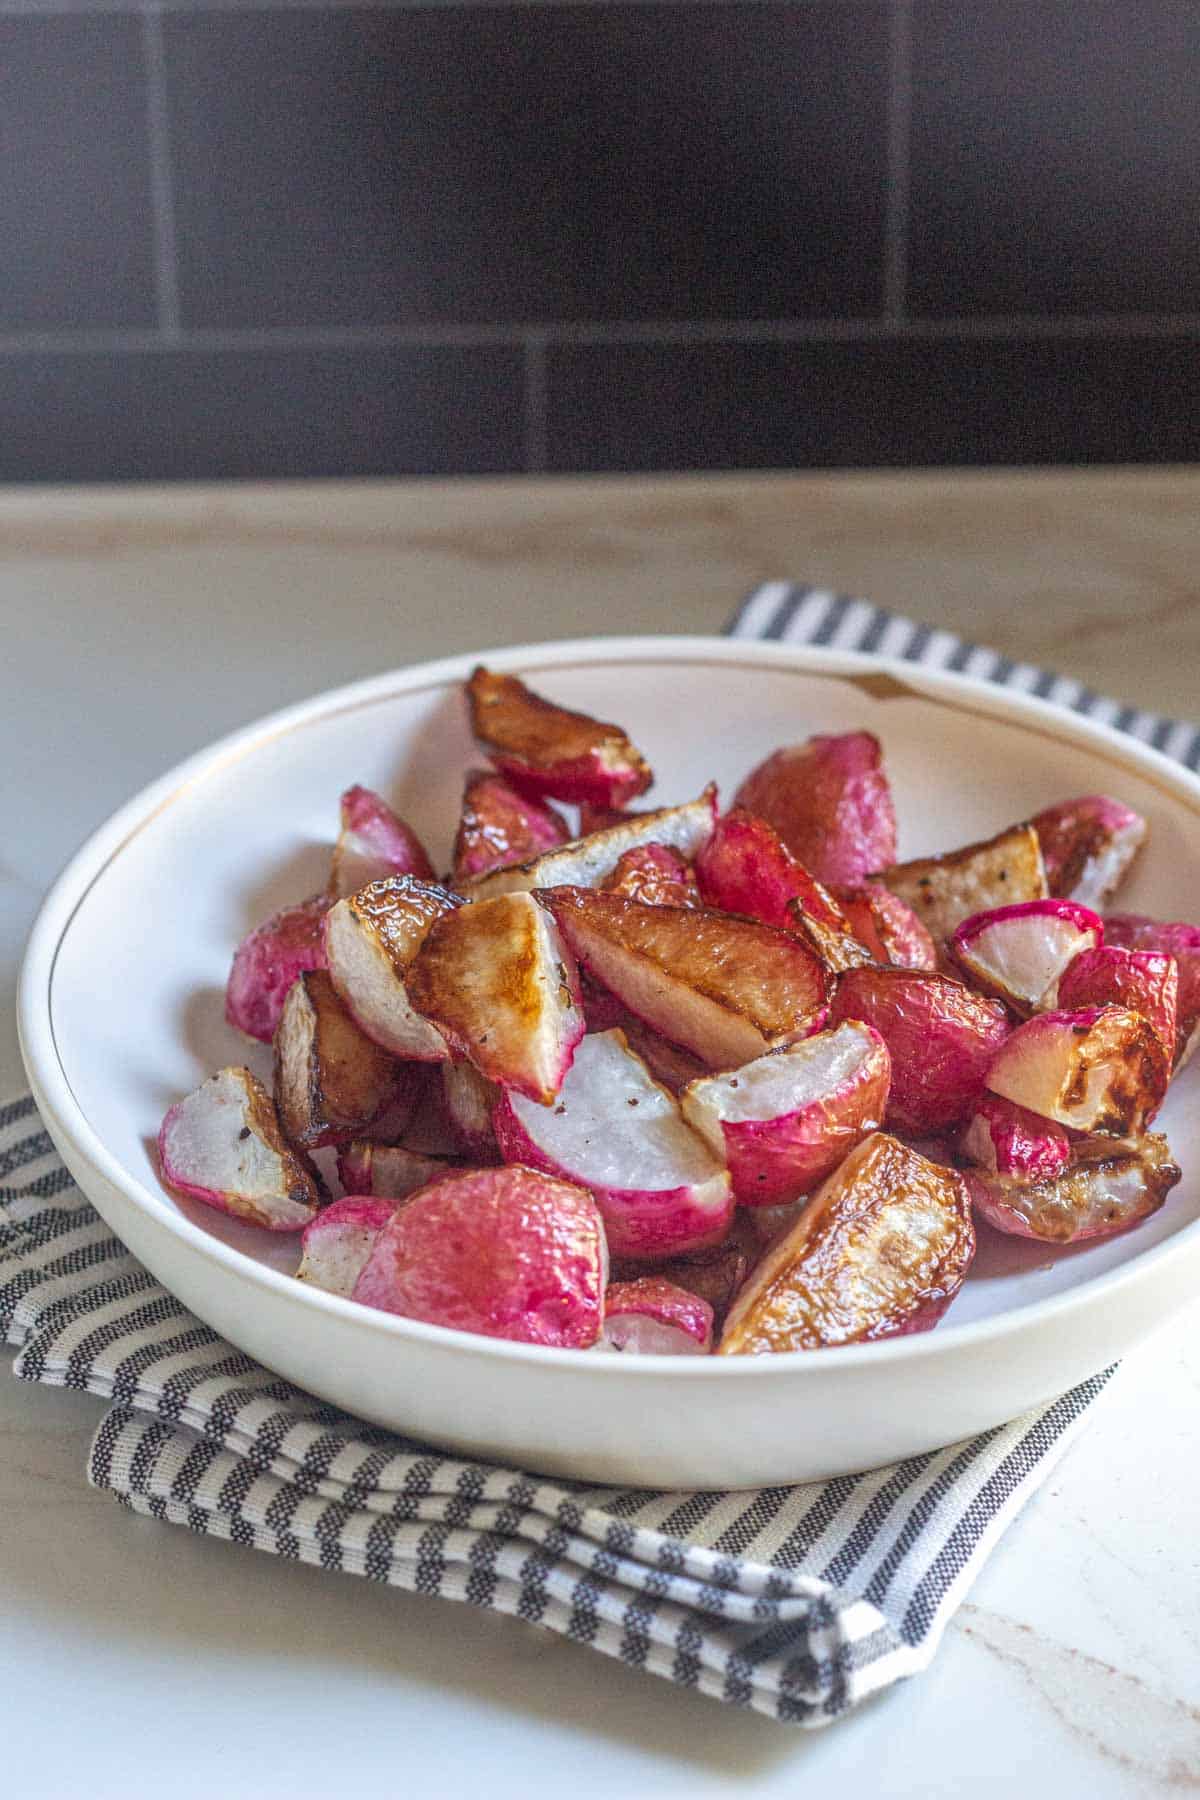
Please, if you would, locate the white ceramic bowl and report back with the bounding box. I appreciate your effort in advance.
[19,637,1200,1488]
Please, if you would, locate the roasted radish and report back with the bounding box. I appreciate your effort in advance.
[963,1134,1179,1244]
[451,770,569,883]
[494,1028,733,1259]
[1032,795,1146,906]
[273,969,405,1149]
[441,1059,501,1158]
[694,808,846,929]
[733,732,896,886]
[829,966,1009,1134]
[351,1164,607,1348]
[466,665,652,808]
[459,788,717,900]
[324,876,462,1060]
[680,1021,890,1208]
[546,889,831,1069]
[883,822,1047,951]
[225,895,330,1044]
[620,1231,754,1330]
[336,1139,465,1200]
[158,1067,324,1231]
[406,892,583,1103]
[959,1094,1073,1182]
[1057,945,1178,1055]
[296,1196,401,1295]
[601,844,701,908]
[1105,914,1200,1068]
[985,1006,1170,1138]
[600,1278,714,1354]
[718,1133,974,1353]
[784,899,876,975]
[328,785,434,899]
[949,899,1103,1015]
[833,883,938,971]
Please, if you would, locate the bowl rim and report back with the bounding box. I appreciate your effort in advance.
[19,631,1200,1378]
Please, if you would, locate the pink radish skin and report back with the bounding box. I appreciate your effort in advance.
[1057,945,1178,1056]
[734,733,897,886]
[959,1094,1073,1182]
[1033,795,1146,906]
[680,1021,891,1208]
[493,1028,733,1260]
[962,1133,1179,1244]
[351,1165,607,1348]
[297,1197,401,1295]
[329,786,435,899]
[451,770,570,883]
[985,1006,1171,1137]
[158,1066,323,1231]
[695,808,846,929]
[1104,915,1200,1068]
[602,844,701,909]
[834,883,937,971]
[225,895,331,1044]
[601,1278,714,1355]
[950,898,1103,1015]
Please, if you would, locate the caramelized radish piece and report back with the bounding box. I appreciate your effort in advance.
[466,665,652,808]
[296,1196,401,1295]
[324,876,462,1060]
[1033,795,1146,906]
[985,1006,1170,1138]
[451,770,570,883]
[460,788,717,900]
[734,732,896,886]
[601,1279,714,1354]
[351,1164,607,1348]
[784,898,876,975]
[834,883,937,971]
[694,809,846,929]
[718,1133,974,1353]
[601,844,701,908]
[441,1059,501,1158]
[1057,945,1178,1056]
[225,895,330,1044]
[959,1094,1073,1182]
[680,1021,891,1208]
[1105,914,1200,1068]
[963,1133,1179,1244]
[829,966,1009,1134]
[950,899,1103,1015]
[273,969,405,1149]
[546,889,831,1069]
[336,1139,465,1200]
[406,892,583,1103]
[883,822,1047,952]
[158,1067,324,1231]
[494,1028,732,1259]
[328,785,434,899]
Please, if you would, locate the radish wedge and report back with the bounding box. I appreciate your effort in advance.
[963,1133,1179,1244]
[1104,915,1200,1068]
[274,969,404,1149]
[466,665,652,808]
[883,822,1048,951]
[949,899,1103,1014]
[601,844,701,908]
[158,1067,324,1231]
[617,1231,754,1331]
[1057,945,1178,1056]
[459,788,717,901]
[733,732,896,886]
[718,1133,974,1354]
[695,808,846,930]
[784,899,876,975]
[336,1140,466,1200]
[351,1164,607,1348]
[324,876,462,1061]
[225,894,330,1045]
[959,1094,1073,1182]
[493,1028,733,1260]
[985,1006,1170,1138]
[296,1197,401,1296]
[547,889,831,1069]
[1032,795,1146,907]
[601,1278,714,1354]
[451,770,570,883]
[441,1059,502,1158]
[406,892,583,1103]
[834,883,937,971]
[328,785,434,899]
[680,1021,891,1208]
[829,966,1009,1134]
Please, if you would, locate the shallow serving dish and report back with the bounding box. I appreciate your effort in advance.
[19,636,1200,1488]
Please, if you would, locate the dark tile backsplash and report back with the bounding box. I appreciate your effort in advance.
[2,0,1197,482]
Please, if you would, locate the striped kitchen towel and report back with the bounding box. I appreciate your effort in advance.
[10,586,1173,1728]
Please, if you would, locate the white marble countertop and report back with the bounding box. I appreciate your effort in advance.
[3,470,1198,1794]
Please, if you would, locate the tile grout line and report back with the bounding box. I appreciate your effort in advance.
[882,0,911,323]
[142,4,182,339]
[523,335,549,473]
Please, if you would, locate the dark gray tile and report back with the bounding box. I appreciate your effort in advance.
[0,344,524,481]
[910,1,1200,317]
[0,15,157,330]
[166,4,888,329]
[545,333,1200,470]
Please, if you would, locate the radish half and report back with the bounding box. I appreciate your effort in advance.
[158,1066,324,1231]
[950,898,1103,1014]
[962,1133,1179,1244]
[984,1005,1170,1137]
[600,1278,714,1354]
